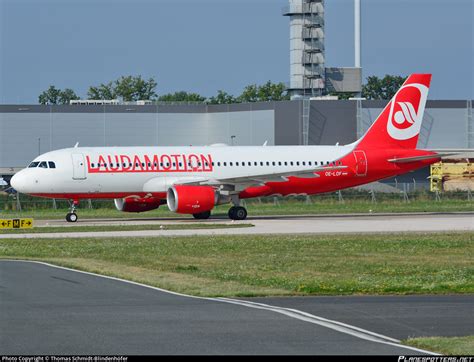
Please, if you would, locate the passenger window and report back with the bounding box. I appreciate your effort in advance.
[290,162,294,166]
[302,162,306,166]
[296,161,300,166]
[248,162,252,166]
[260,162,263,166]
[309,162,312,166]
[254,162,257,166]
[284,162,288,166]
[217,162,221,166]
[223,162,227,166]
[48,162,56,168]
[266,162,270,166]
[91,163,95,168]
[236,162,239,166]
[278,162,282,166]
[39,161,48,168]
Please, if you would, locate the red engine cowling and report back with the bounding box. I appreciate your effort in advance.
[114,197,164,213]
[167,185,216,214]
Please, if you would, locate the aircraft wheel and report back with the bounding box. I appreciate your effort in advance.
[192,210,211,220]
[66,213,78,222]
[228,206,247,221]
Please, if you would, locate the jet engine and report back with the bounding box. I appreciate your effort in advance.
[114,196,164,213]
[167,185,223,214]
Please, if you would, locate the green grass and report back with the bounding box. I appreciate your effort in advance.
[404,336,474,355]
[1,232,472,297]
[0,222,253,234]
[0,196,472,220]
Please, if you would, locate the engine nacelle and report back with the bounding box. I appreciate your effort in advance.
[114,197,164,213]
[167,185,217,214]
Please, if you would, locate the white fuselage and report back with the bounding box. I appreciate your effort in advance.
[12,145,353,197]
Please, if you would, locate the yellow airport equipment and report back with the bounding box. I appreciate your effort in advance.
[430,160,474,192]
[0,218,34,229]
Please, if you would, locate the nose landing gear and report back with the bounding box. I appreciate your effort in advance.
[66,200,79,222]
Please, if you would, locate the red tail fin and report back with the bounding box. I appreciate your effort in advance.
[356,74,431,150]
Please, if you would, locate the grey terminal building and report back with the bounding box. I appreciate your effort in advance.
[0,99,472,188]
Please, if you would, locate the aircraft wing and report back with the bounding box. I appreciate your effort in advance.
[175,165,348,188]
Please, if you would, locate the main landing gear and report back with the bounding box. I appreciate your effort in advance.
[226,194,247,221]
[66,200,79,222]
[228,206,247,221]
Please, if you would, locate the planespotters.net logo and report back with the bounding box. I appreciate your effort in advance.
[387,83,429,140]
[398,357,473,362]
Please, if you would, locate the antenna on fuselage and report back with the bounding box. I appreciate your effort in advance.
[74,142,79,148]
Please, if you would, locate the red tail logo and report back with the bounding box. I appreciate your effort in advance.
[387,82,428,140]
[356,74,431,150]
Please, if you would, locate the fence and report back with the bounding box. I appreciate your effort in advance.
[1,184,472,213]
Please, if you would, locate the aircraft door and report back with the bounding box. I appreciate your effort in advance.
[71,153,87,180]
[353,150,368,177]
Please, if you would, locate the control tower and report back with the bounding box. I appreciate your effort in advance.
[283,0,325,98]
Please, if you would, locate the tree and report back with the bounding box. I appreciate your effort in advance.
[39,85,79,104]
[237,81,289,103]
[257,81,289,101]
[238,84,259,103]
[207,90,238,105]
[362,75,407,100]
[58,88,79,104]
[158,91,206,103]
[88,75,157,102]
[130,76,158,101]
[87,81,116,100]
[38,85,61,104]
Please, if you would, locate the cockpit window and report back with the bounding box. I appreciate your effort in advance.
[48,161,56,169]
[28,162,40,168]
[38,161,48,168]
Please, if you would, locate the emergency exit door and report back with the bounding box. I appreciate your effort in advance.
[353,150,368,177]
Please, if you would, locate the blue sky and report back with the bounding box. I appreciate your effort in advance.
[0,0,472,103]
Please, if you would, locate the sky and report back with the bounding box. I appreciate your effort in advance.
[0,0,472,103]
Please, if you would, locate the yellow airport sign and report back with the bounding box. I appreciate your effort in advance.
[0,218,34,229]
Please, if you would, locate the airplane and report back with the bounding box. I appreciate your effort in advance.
[10,74,454,222]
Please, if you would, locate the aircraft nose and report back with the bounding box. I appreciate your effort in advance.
[10,171,26,192]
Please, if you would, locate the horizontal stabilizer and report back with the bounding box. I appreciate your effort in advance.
[387,153,457,163]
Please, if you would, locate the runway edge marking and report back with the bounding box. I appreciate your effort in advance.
[1,259,440,356]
